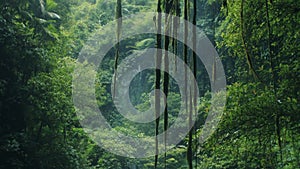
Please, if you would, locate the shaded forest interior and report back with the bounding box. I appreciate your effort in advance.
[0,0,299,168]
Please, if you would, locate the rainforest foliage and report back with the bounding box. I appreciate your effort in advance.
[0,0,299,168]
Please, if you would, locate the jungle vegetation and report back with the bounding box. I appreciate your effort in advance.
[0,0,299,168]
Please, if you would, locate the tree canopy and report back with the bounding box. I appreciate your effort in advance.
[0,0,299,168]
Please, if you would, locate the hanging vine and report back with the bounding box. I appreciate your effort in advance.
[163,0,173,168]
[192,0,197,168]
[155,0,162,168]
[172,0,180,72]
[113,0,122,98]
[265,0,282,162]
[240,0,260,81]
